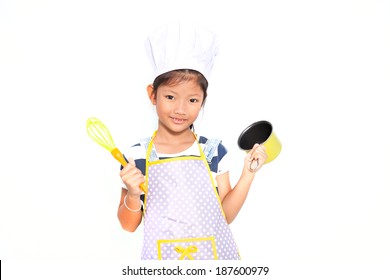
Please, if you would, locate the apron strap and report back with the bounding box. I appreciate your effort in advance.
[142,132,221,164]
[140,136,159,162]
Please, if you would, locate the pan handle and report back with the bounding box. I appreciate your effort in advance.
[249,158,260,172]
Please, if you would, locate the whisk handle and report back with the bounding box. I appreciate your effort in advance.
[111,148,147,193]
[111,147,128,168]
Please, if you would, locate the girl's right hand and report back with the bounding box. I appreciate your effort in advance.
[119,158,145,196]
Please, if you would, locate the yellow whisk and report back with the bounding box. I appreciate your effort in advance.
[86,117,146,193]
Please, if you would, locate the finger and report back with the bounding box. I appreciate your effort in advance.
[249,143,260,160]
[122,172,144,190]
[259,144,266,153]
[126,157,136,166]
[252,145,266,158]
[120,158,136,173]
[122,167,142,181]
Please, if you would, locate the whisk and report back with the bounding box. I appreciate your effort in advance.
[86,117,146,193]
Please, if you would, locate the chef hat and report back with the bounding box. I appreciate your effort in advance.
[145,21,219,81]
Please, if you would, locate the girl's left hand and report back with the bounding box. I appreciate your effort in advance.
[246,143,267,172]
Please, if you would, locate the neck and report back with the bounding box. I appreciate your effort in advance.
[153,127,196,154]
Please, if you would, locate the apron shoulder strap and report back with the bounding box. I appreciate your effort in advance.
[203,138,222,163]
[141,135,221,163]
[140,137,159,162]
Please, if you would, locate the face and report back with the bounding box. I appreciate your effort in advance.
[148,79,204,134]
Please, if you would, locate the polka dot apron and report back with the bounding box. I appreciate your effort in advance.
[140,132,240,260]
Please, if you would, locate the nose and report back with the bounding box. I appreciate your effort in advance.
[174,100,187,115]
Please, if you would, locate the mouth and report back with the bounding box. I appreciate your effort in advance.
[171,117,187,125]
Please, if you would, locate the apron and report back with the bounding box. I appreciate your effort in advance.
[141,132,240,260]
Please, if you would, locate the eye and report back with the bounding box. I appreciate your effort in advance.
[190,98,199,103]
[165,95,174,100]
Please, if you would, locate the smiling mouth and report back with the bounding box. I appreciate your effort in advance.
[171,117,186,124]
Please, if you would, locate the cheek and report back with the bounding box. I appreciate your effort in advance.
[154,101,170,116]
[192,105,203,116]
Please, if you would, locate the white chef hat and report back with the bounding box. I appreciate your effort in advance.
[145,21,219,81]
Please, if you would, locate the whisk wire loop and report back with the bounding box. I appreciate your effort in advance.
[86,117,147,194]
[87,117,116,151]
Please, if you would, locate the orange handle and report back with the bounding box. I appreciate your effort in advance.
[111,147,147,193]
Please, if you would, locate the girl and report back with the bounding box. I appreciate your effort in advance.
[117,23,267,260]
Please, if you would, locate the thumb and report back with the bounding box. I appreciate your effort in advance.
[126,157,136,166]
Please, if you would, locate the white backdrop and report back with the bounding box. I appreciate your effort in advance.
[1,0,389,278]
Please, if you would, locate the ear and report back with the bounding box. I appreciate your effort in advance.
[146,84,156,105]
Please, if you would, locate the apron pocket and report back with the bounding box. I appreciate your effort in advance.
[157,236,218,260]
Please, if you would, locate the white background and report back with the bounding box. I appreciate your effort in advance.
[1,0,389,278]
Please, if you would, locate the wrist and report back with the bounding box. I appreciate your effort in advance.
[124,192,141,204]
[125,190,140,199]
[242,165,256,179]
[124,195,143,212]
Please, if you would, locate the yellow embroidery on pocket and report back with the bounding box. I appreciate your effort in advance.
[157,236,218,260]
[174,245,198,260]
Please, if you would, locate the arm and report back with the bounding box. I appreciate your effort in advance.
[217,144,267,224]
[117,158,145,232]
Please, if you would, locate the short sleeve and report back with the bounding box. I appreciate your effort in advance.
[216,142,230,176]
